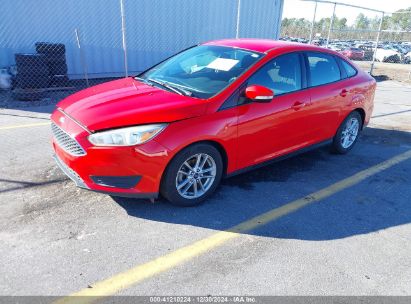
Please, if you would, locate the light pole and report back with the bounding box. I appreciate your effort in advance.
[309,1,318,43]
[370,12,384,75]
[326,2,337,47]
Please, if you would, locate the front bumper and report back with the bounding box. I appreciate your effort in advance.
[54,154,152,198]
[54,154,88,189]
[51,110,171,199]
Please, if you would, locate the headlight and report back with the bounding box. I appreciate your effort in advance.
[88,124,167,146]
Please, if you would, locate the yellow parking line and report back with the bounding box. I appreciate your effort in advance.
[54,149,411,304]
[0,122,50,130]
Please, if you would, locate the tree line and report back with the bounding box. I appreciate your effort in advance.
[281,7,411,42]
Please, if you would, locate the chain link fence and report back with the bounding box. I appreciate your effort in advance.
[280,0,411,83]
[2,0,410,106]
[0,0,282,105]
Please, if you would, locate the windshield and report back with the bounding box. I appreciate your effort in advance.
[138,45,263,99]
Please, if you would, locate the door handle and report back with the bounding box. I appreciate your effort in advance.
[291,101,306,110]
[340,89,348,97]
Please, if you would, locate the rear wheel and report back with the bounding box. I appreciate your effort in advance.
[161,143,223,206]
[331,111,362,154]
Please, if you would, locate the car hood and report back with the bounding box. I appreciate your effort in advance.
[57,78,208,132]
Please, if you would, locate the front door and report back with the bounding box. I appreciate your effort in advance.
[236,52,311,170]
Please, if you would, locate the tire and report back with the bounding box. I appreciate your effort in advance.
[45,53,66,62]
[161,143,223,206]
[48,61,68,75]
[15,53,46,65]
[331,111,363,154]
[15,74,49,89]
[14,54,46,68]
[51,75,69,87]
[16,63,49,77]
[15,54,48,74]
[11,88,48,101]
[35,42,66,55]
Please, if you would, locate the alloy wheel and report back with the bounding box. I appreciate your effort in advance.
[341,117,360,149]
[175,153,217,199]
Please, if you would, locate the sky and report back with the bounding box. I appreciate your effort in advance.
[282,0,411,25]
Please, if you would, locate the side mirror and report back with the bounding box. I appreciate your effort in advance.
[245,85,274,102]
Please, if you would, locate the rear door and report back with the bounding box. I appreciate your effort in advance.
[303,51,347,142]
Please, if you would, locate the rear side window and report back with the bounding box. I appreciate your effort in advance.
[307,52,341,87]
[340,59,357,78]
[247,53,302,96]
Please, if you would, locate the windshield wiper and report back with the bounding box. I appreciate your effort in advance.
[147,78,191,96]
[165,83,193,97]
[135,76,192,97]
[134,76,144,81]
[134,76,152,86]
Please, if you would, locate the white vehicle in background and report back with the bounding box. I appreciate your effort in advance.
[374,47,402,63]
[404,52,411,64]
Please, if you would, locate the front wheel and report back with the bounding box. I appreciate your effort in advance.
[331,111,363,154]
[161,143,223,206]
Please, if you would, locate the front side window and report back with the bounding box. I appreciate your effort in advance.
[307,52,341,86]
[139,45,262,99]
[247,53,302,96]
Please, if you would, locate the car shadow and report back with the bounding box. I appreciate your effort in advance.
[112,127,411,241]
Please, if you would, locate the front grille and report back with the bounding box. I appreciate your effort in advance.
[51,122,86,156]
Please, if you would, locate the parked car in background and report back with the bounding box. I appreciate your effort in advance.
[51,39,376,206]
[356,45,374,61]
[404,52,411,64]
[374,47,402,63]
[312,39,322,46]
[340,47,365,60]
[328,44,343,52]
[281,37,411,64]
[390,44,408,56]
[401,43,411,54]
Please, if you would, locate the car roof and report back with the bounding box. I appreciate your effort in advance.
[202,38,304,53]
[202,38,332,55]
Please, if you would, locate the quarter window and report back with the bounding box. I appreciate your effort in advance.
[247,53,302,96]
[340,59,357,78]
[307,52,341,86]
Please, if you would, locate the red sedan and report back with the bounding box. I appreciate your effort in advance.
[51,39,376,206]
[340,47,365,60]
